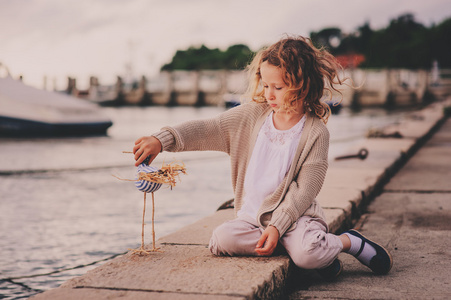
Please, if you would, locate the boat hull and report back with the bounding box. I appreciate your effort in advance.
[0,115,112,137]
[0,76,113,137]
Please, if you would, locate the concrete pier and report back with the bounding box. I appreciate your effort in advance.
[31,100,450,300]
[74,68,451,108]
[288,105,451,300]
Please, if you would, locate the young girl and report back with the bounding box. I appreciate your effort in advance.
[133,36,392,278]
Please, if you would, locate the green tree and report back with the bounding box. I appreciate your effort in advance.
[310,13,451,69]
[364,14,429,68]
[310,25,373,56]
[161,44,254,71]
[223,44,254,69]
[310,27,343,52]
[430,18,451,68]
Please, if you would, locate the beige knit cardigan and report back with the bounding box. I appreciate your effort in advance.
[153,102,329,236]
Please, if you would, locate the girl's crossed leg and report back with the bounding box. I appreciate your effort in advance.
[209,215,393,276]
[209,215,342,270]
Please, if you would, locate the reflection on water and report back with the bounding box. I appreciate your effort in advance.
[0,106,407,299]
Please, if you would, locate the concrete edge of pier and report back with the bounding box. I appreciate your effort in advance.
[31,99,451,300]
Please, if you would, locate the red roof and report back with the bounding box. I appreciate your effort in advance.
[335,54,365,68]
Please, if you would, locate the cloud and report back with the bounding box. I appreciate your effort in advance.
[0,0,449,88]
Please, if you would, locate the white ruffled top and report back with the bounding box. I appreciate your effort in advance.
[238,111,306,220]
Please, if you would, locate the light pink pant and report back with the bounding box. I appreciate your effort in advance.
[209,215,343,269]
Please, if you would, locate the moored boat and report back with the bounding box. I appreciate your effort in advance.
[0,75,112,137]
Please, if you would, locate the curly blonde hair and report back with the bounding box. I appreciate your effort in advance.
[246,35,346,123]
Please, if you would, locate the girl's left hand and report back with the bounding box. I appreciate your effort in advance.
[255,225,280,256]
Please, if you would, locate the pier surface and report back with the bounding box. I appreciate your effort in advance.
[32,100,450,300]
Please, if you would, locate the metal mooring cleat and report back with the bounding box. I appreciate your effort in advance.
[335,148,369,160]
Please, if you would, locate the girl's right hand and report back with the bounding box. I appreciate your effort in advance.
[255,225,280,256]
[133,136,162,166]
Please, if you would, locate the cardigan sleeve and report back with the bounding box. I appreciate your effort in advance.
[151,102,262,154]
[269,126,329,236]
[155,117,229,153]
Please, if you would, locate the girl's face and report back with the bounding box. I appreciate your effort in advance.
[260,61,289,113]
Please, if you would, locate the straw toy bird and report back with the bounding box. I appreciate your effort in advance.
[116,153,187,255]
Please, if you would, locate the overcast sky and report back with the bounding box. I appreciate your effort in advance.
[1,0,450,89]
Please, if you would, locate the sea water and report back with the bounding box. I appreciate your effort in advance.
[0,105,408,299]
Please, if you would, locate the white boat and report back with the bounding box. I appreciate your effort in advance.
[0,73,112,137]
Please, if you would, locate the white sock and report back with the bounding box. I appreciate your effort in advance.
[344,233,377,266]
